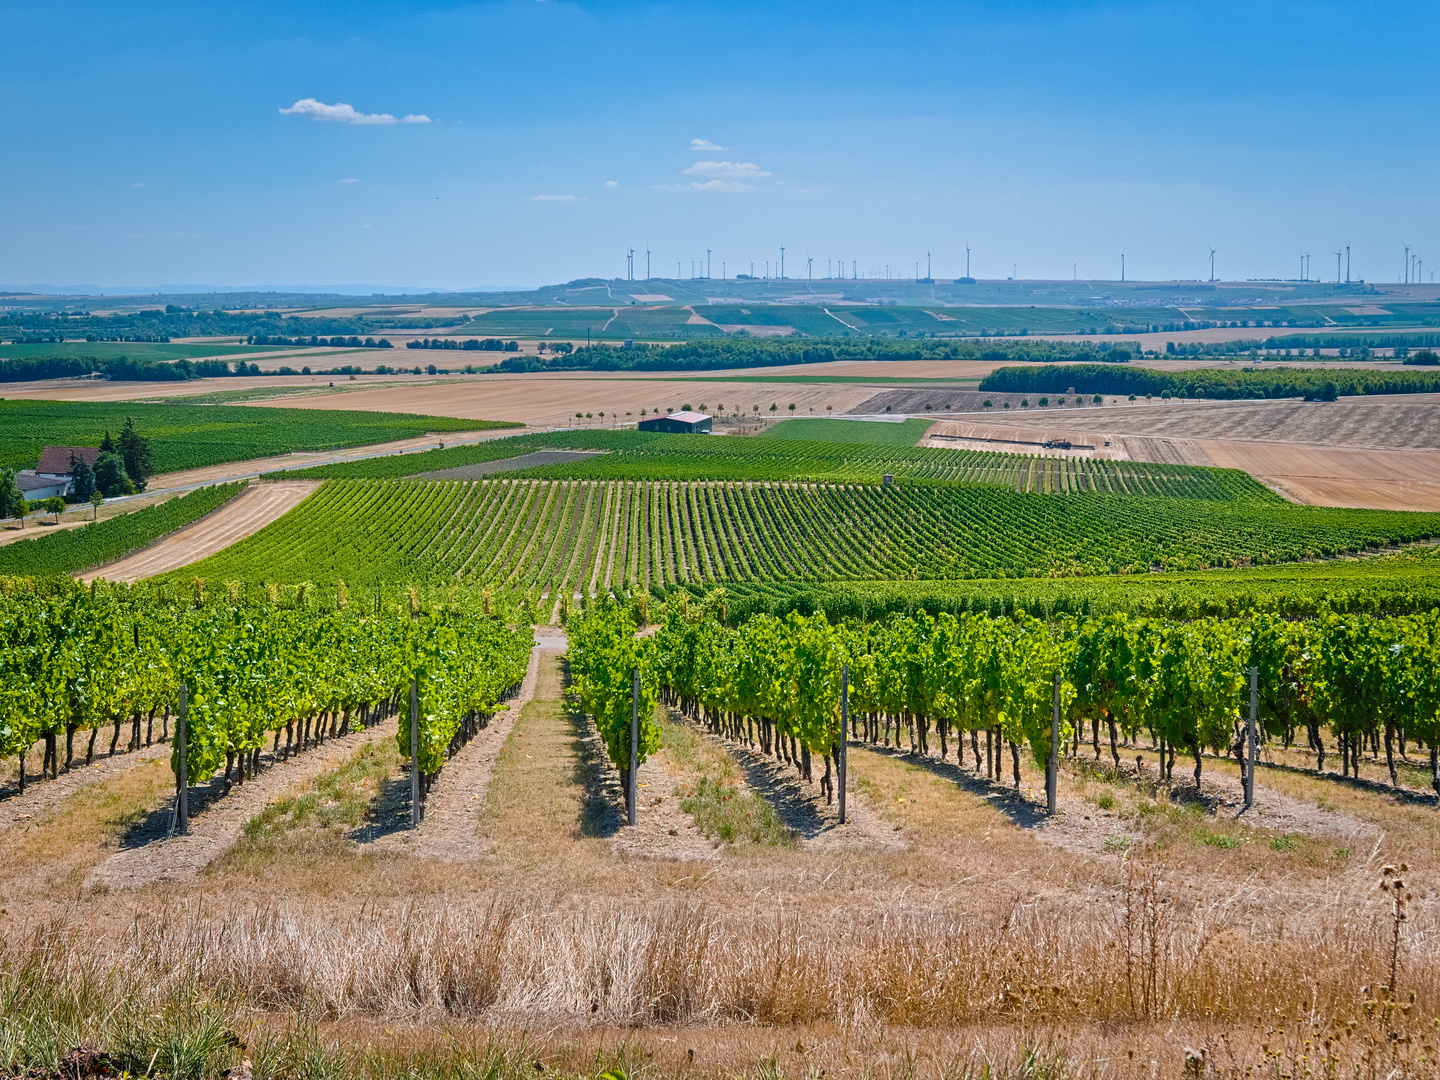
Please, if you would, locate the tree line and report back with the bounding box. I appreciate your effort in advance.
[978,363,1440,400]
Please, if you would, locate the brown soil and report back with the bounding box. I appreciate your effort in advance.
[359,641,556,860]
[79,481,319,582]
[82,716,395,891]
[0,741,171,834]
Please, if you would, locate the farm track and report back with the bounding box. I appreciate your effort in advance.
[80,481,319,582]
[358,636,562,860]
[83,714,397,892]
[0,741,171,837]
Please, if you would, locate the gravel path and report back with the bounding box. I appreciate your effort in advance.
[83,717,395,892]
[0,742,171,837]
[359,637,561,859]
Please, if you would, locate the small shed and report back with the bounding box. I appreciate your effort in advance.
[15,471,69,501]
[638,411,712,434]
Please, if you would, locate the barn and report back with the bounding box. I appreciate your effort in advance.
[638,410,712,434]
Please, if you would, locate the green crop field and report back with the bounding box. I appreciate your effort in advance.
[0,341,278,363]
[759,418,933,445]
[0,399,519,474]
[162,476,1440,594]
[290,428,1269,499]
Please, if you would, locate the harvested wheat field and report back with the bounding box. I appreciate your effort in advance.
[3,649,1436,1080]
[78,481,319,582]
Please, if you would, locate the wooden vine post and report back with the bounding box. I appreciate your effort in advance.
[839,663,849,825]
[1047,671,1059,816]
[177,683,190,835]
[1244,666,1258,810]
[410,679,420,829]
[628,667,639,827]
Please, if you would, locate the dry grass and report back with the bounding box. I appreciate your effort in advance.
[4,655,1440,1078]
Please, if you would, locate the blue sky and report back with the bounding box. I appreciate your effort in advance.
[3,0,1437,290]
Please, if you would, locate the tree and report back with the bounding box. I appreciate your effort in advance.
[15,497,28,528]
[118,418,153,491]
[93,453,135,498]
[90,489,103,520]
[0,469,20,519]
[69,453,96,503]
[99,431,116,454]
[43,496,66,523]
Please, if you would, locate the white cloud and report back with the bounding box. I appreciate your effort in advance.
[603,180,619,188]
[529,194,584,202]
[279,98,432,125]
[130,182,145,188]
[690,138,725,151]
[338,178,360,183]
[683,160,770,179]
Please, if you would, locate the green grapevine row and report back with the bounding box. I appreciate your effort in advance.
[644,601,1440,799]
[566,602,661,816]
[168,477,1440,593]
[0,580,531,811]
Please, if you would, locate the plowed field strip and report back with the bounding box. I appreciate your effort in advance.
[80,481,319,582]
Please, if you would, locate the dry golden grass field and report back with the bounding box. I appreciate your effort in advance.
[3,651,1436,1080]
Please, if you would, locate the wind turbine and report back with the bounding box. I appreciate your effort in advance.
[1208,246,1216,283]
[1404,244,1411,284]
[645,247,651,281]
[779,244,785,280]
[706,249,711,279]
[1333,251,1342,284]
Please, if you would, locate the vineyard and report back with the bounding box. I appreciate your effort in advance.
[292,427,1272,498]
[569,595,1440,801]
[0,482,243,577]
[164,477,1440,595]
[0,399,517,474]
[712,543,1440,621]
[0,579,531,809]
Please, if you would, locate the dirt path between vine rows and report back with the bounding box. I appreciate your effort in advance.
[83,716,396,891]
[0,741,172,838]
[79,481,319,583]
[357,635,563,859]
